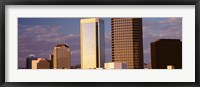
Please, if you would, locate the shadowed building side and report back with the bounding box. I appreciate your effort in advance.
[32,58,50,69]
[151,39,182,69]
[49,54,54,69]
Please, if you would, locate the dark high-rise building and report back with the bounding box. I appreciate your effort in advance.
[111,18,143,69]
[151,39,182,69]
[26,54,37,69]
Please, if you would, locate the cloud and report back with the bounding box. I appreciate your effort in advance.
[105,48,112,62]
[70,50,80,66]
[18,25,80,68]
[159,18,182,24]
[18,24,113,67]
[142,18,182,63]
[105,33,112,48]
[143,18,182,39]
[104,32,112,62]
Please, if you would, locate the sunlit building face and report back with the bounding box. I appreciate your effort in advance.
[111,18,144,69]
[53,44,71,69]
[80,18,105,69]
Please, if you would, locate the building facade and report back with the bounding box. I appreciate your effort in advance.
[80,18,105,69]
[151,39,182,69]
[104,62,127,69]
[53,44,71,69]
[26,54,37,69]
[111,18,144,69]
[32,58,50,69]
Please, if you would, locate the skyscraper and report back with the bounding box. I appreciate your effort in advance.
[111,18,144,69]
[151,39,182,69]
[53,44,71,69]
[26,54,37,69]
[32,58,50,69]
[80,18,105,69]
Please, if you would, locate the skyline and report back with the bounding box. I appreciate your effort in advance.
[18,18,182,69]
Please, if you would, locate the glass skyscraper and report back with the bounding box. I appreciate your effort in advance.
[80,18,105,69]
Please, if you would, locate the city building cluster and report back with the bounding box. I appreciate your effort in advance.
[26,18,182,69]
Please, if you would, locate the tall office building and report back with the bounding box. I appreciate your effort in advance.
[53,44,71,69]
[151,39,182,69]
[111,18,144,69]
[32,58,50,69]
[80,18,105,69]
[26,54,37,69]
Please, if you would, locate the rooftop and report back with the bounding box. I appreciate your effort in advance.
[154,39,182,42]
[55,44,69,48]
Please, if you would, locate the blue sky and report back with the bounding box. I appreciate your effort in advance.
[18,18,182,68]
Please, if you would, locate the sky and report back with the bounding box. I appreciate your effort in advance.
[18,18,182,69]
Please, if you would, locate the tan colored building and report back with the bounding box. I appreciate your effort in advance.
[167,65,175,69]
[151,39,182,69]
[32,58,50,69]
[53,44,71,69]
[111,18,144,69]
[80,18,105,69]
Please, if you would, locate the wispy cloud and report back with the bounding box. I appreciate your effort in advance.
[18,25,80,68]
[142,18,182,63]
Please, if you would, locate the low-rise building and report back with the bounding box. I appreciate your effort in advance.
[32,58,50,69]
[104,62,127,69]
[167,65,175,69]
